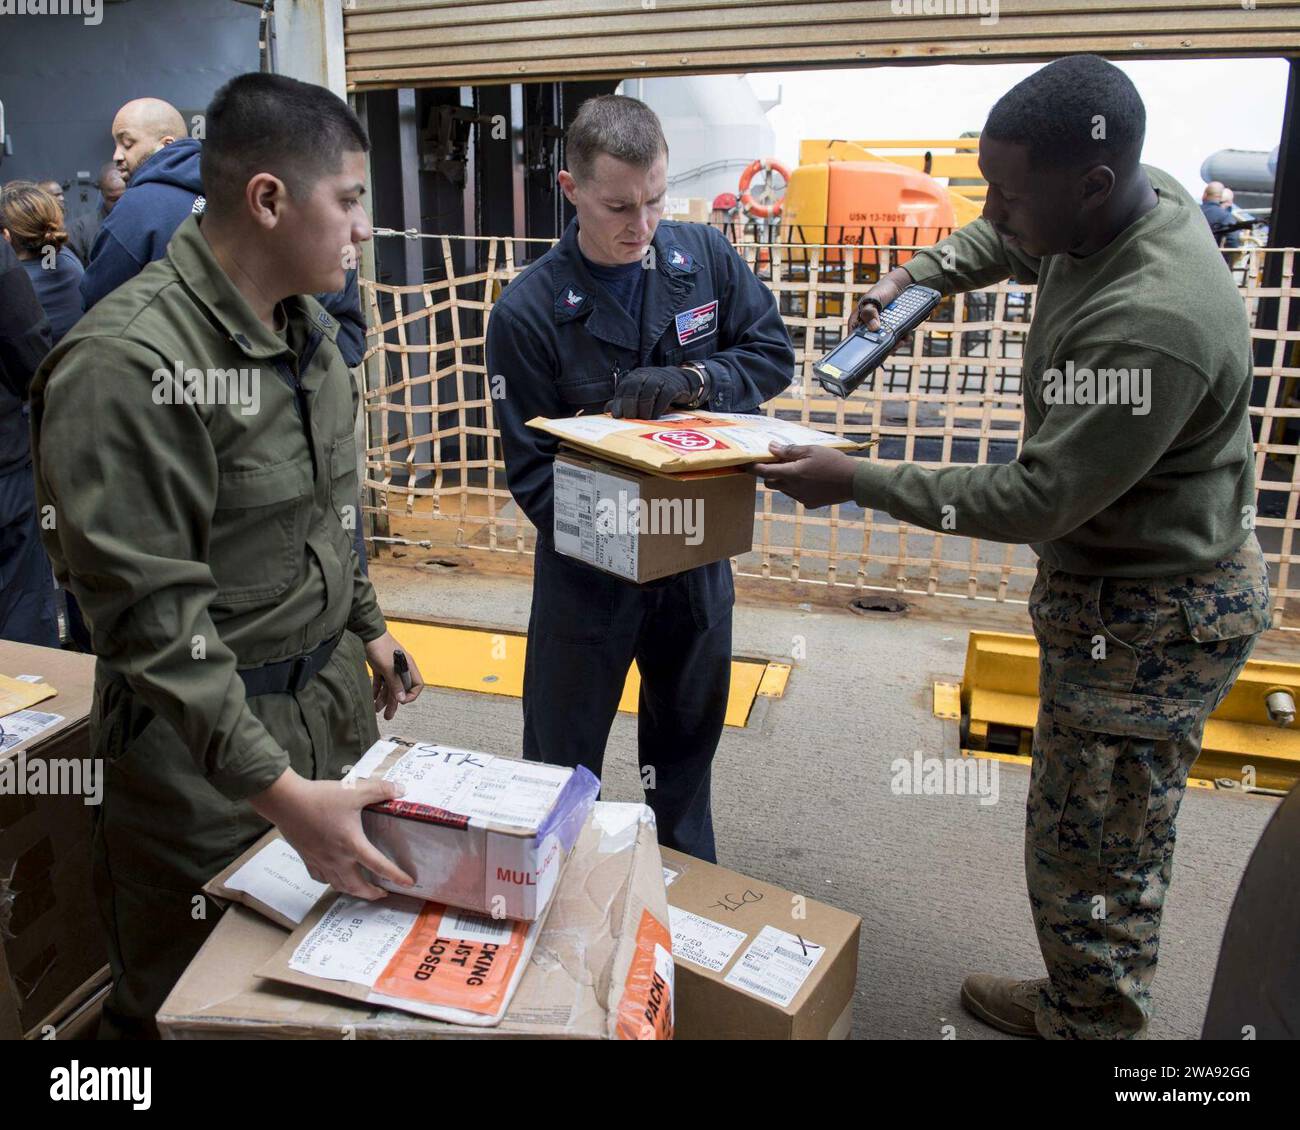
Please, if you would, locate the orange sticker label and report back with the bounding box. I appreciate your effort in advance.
[374,904,529,1016]
[615,910,674,1040]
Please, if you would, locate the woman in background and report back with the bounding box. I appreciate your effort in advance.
[1,181,85,344]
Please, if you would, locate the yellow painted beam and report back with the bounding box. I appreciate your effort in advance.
[384,618,776,729]
[933,681,961,721]
[941,631,1300,791]
[757,662,792,699]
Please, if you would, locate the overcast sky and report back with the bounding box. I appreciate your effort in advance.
[745,58,1290,199]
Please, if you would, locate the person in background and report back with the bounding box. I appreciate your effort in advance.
[2,181,86,344]
[37,179,66,213]
[80,98,204,309]
[1200,181,1241,249]
[0,231,57,647]
[1221,188,1256,239]
[67,162,127,267]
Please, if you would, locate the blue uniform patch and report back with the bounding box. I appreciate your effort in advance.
[675,299,718,345]
[667,248,693,270]
[563,287,585,309]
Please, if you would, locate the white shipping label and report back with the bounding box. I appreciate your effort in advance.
[381,744,491,814]
[289,895,419,987]
[0,709,64,752]
[722,925,827,1007]
[462,760,571,827]
[668,906,747,973]
[383,745,569,829]
[553,461,597,563]
[224,838,327,926]
[553,463,639,580]
[706,415,849,456]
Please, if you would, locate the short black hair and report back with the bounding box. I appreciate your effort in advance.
[984,55,1145,171]
[201,73,369,214]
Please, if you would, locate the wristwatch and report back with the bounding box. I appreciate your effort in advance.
[680,360,712,408]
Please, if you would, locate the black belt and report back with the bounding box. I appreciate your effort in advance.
[239,632,343,697]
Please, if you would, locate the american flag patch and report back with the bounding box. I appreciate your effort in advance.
[674,299,718,345]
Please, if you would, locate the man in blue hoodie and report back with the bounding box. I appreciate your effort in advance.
[81,97,367,369]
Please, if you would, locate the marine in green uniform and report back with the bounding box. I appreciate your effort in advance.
[753,56,1271,1038]
[29,74,424,1039]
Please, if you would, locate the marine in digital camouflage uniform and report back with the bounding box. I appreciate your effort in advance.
[1024,545,1268,1038]
[752,57,1272,1038]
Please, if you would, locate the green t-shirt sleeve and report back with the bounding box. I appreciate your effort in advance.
[905,218,1042,293]
[33,338,290,801]
[852,342,1209,543]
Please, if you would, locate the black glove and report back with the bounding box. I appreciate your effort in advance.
[605,366,694,420]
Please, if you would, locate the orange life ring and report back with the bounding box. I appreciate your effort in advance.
[738,157,791,219]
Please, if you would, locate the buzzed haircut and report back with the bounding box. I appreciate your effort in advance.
[201,73,369,215]
[566,95,668,182]
[984,55,1146,171]
[98,161,121,188]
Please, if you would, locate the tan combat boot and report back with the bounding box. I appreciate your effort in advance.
[959,974,1048,1038]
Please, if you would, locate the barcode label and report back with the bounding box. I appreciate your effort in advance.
[729,974,786,1002]
[722,925,826,1007]
[556,519,580,537]
[441,908,515,945]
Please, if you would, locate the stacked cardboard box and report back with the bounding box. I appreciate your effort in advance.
[0,641,108,1039]
[662,847,860,1039]
[537,412,866,581]
[160,801,673,1038]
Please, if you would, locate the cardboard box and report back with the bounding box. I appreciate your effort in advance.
[355,739,599,921]
[0,640,107,1039]
[661,847,860,1039]
[553,448,756,583]
[159,802,674,1039]
[664,197,710,223]
[531,410,866,474]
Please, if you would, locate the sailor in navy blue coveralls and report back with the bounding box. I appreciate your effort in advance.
[488,217,793,860]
